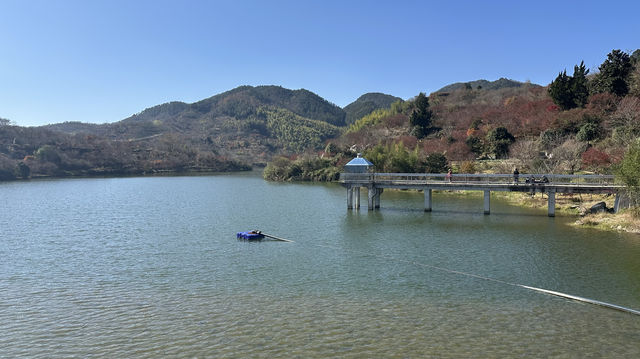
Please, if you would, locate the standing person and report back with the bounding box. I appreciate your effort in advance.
[513,168,519,184]
[446,169,452,182]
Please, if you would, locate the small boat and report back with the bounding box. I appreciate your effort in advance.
[236,230,265,240]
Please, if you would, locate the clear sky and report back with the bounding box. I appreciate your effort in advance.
[1,0,638,126]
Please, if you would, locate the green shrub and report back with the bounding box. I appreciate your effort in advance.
[423,153,448,173]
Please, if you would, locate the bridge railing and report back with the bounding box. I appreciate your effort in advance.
[340,172,616,186]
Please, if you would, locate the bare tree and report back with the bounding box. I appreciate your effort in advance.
[540,128,567,151]
[541,138,586,173]
[510,139,541,171]
[610,96,640,147]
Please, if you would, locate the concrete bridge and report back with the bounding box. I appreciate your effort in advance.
[339,172,623,217]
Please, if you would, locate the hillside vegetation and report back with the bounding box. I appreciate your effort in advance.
[435,78,534,93]
[265,49,640,201]
[0,125,249,180]
[44,85,346,146]
[343,93,402,125]
[1,85,356,179]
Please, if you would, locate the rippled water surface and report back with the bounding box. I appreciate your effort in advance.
[1,174,639,358]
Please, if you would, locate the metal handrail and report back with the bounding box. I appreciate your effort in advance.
[339,172,617,186]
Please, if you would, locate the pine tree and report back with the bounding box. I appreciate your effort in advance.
[548,70,574,110]
[591,49,633,96]
[548,61,590,111]
[409,92,434,138]
[571,61,590,108]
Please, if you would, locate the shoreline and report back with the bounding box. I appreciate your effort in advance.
[371,186,639,235]
[447,189,640,235]
[0,167,255,183]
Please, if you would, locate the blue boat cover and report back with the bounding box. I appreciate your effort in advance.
[236,231,265,240]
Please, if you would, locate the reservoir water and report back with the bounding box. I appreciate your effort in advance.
[1,173,639,358]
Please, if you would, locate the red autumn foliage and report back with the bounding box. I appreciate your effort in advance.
[446,141,474,160]
[421,138,448,154]
[587,93,619,114]
[581,147,611,170]
[432,86,556,140]
[340,82,633,170]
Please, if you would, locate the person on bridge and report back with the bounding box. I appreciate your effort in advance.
[446,169,452,182]
[513,168,520,184]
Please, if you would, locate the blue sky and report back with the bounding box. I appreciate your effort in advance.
[1,0,638,126]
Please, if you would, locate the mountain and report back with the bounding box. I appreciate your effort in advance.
[41,85,347,166]
[435,78,540,93]
[118,85,346,129]
[46,85,346,135]
[343,92,403,125]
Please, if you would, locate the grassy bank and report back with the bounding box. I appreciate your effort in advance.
[428,189,640,235]
[572,211,640,234]
[492,191,640,234]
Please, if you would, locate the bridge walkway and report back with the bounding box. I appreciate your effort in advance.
[339,173,623,217]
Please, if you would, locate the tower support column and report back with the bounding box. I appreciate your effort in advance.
[368,186,375,210]
[424,188,432,212]
[484,190,491,215]
[548,190,556,217]
[375,188,382,208]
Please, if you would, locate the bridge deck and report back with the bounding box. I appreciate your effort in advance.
[339,172,623,215]
[340,173,621,194]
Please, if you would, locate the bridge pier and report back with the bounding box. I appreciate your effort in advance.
[367,187,383,210]
[484,190,490,215]
[424,188,432,212]
[348,185,383,210]
[368,186,375,211]
[548,190,556,217]
[614,193,621,213]
[347,186,361,210]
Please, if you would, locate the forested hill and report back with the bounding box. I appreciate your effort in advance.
[119,85,346,128]
[2,85,355,180]
[45,85,346,138]
[344,92,402,125]
[35,85,349,164]
[435,78,538,93]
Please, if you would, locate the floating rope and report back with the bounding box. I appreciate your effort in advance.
[261,233,294,242]
[306,241,640,316]
[249,232,639,316]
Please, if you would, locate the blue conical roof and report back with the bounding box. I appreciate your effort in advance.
[345,153,373,167]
